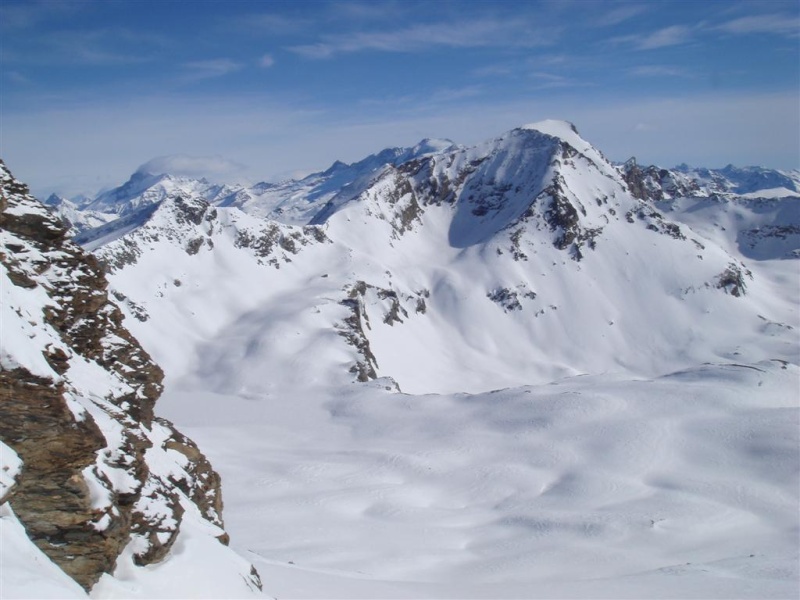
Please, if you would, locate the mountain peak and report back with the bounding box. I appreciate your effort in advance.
[513,119,610,175]
[43,192,66,207]
[321,160,349,176]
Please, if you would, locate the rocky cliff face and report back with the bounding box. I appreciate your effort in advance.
[620,158,800,202]
[0,160,261,593]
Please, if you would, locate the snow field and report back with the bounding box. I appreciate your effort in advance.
[157,361,798,599]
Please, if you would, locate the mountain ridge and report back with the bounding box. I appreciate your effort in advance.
[0,160,263,596]
[76,121,798,396]
[43,120,799,236]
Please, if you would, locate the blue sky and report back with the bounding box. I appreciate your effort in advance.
[1,0,798,197]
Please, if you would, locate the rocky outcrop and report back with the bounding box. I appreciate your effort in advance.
[621,158,701,201]
[715,263,753,297]
[0,367,120,586]
[337,281,380,382]
[0,160,260,592]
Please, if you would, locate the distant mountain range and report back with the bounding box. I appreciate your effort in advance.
[44,128,799,239]
[42,119,798,394]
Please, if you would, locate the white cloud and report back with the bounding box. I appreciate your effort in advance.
[6,70,32,84]
[593,4,649,28]
[633,122,655,132]
[4,28,162,66]
[289,43,335,59]
[184,59,243,79]
[329,1,408,22]
[528,71,583,89]
[259,54,275,68]
[628,65,693,78]
[136,155,248,179]
[0,0,85,30]
[230,12,310,34]
[637,25,693,49]
[613,12,798,53]
[715,13,800,35]
[288,18,558,58]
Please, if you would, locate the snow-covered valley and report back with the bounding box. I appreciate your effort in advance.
[160,361,798,599]
[2,120,798,598]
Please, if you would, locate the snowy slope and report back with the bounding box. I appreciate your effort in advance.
[0,161,263,598]
[159,359,799,600]
[295,121,796,393]
[42,194,118,235]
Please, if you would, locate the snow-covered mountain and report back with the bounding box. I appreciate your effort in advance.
[82,171,222,216]
[81,120,797,396]
[0,161,263,598]
[48,135,798,238]
[6,120,799,598]
[42,193,118,236]
[215,137,458,224]
[51,137,457,231]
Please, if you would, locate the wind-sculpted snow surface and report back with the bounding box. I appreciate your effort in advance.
[159,360,799,599]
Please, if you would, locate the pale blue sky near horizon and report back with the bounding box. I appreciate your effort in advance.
[1,0,798,198]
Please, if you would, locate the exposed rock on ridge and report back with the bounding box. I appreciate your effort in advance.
[0,160,261,592]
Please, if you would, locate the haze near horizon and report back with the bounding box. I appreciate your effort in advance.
[1,0,798,198]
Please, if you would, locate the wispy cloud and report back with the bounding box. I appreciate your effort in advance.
[637,25,693,49]
[5,70,33,85]
[472,54,583,85]
[0,0,85,30]
[628,65,694,78]
[593,4,649,27]
[184,59,243,80]
[529,71,574,88]
[328,1,408,22]
[632,121,656,132]
[232,2,409,38]
[357,85,484,113]
[289,44,334,60]
[472,64,515,78]
[3,28,166,66]
[259,54,275,68]
[289,18,558,58]
[136,154,248,179]
[613,10,798,53]
[428,85,484,103]
[229,12,311,34]
[715,13,800,35]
